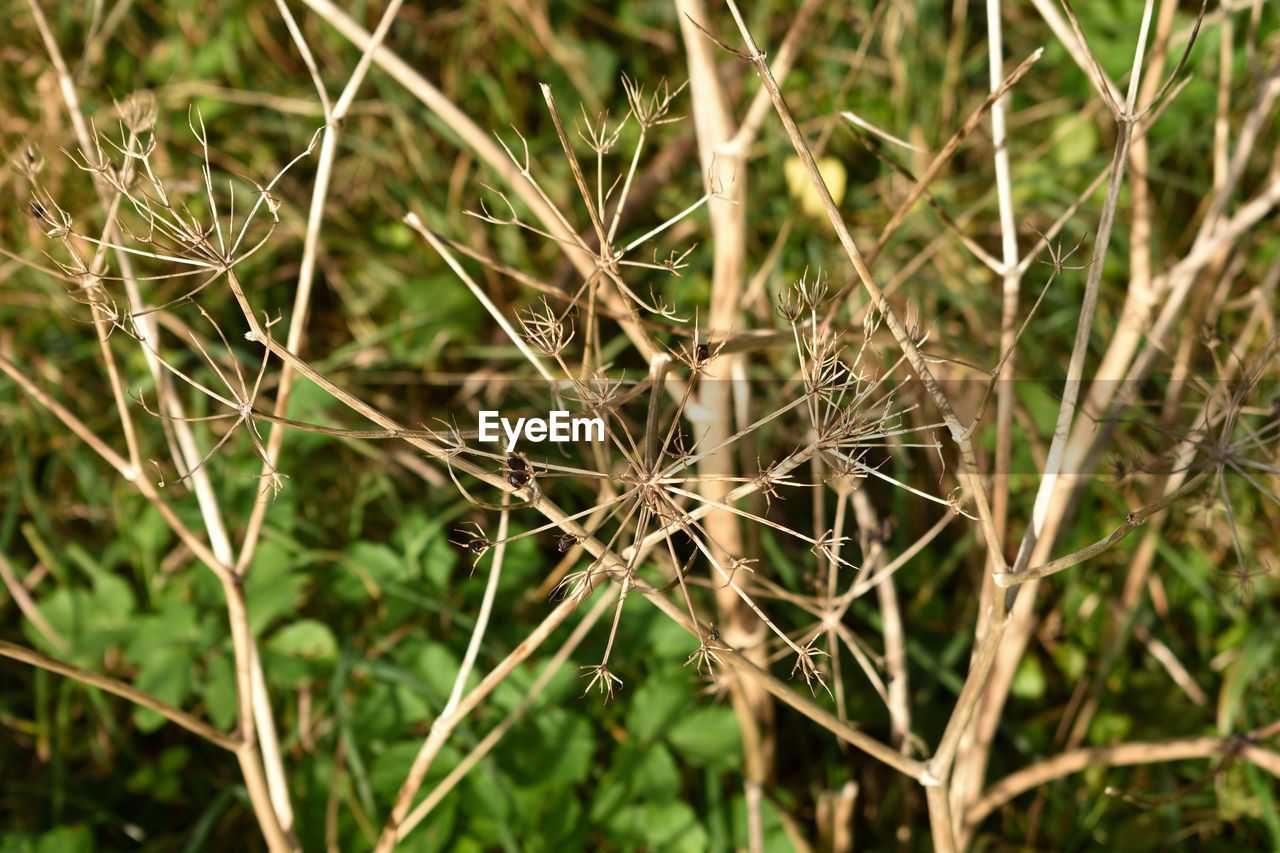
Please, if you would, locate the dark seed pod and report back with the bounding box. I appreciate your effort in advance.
[451,526,490,557]
[504,455,533,489]
[556,533,580,552]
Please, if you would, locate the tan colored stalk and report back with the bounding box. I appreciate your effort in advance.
[20,2,298,844]
[0,550,67,652]
[948,0,1026,821]
[958,1,1215,839]
[235,0,404,577]
[297,0,667,366]
[0,353,291,851]
[373,500,512,849]
[231,2,407,830]
[718,0,1007,578]
[238,327,929,829]
[950,8,1165,842]
[394,590,615,841]
[0,638,240,751]
[673,3,771,845]
[960,722,1280,846]
[1060,257,1280,750]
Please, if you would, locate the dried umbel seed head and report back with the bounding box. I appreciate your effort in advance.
[621,74,687,130]
[776,288,804,322]
[567,374,623,417]
[27,197,72,239]
[779,268,829,318]
[677,337,719,371]
[12,144,43,180]
[798,272,829,310]
[1108,454,1140,484]
[117,91,158,135]
[665,429,693,465]
[863,517,896,549]
[1199,322,1223,349]
[519,299,574,356]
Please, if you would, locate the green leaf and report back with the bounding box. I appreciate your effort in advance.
[760,529,802,589]
[126,502,172,578]
[447,839,486,853]
[396,794,459,853]
[334,541,418,607]
[1011,654,1047,700]
[0,826,93,853]
[202,652,237,731]
[1243,761,1280,847]
[133,645,195,733]
[638,610,699,661]
[462,764,513,823]
[348,679,433,740]
[412,641,464,704]
[1156,538,1217,604]
[626,676,691,743]
[630,743,680,802]
[283,380,341,454]
[267,620,338,661]
[31,825,92,853]
[641,803,708,853]
[604,801,707,852]
[397,514,453,591]
[421,531,456,591]
[512,784,584,852]
[84,564,135,628]
[260,650,311,688]
[397,682,433,724]
[666,707,741,769]
[245,540,304,633]
[27,587,91,658]
[1050,114,1099,168]
[1052,643,1087,682]
[369,740,428,799]
[489,663,537,715]
[127,745,191,801]
[1088,709,1133,745]
[528,711,594,785]
[1218,622,1279,734]
[124,602,202,661]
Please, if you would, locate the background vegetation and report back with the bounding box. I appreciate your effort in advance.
[1,0,1278,850]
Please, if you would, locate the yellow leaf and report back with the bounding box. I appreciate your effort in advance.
[784,155,847,218]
